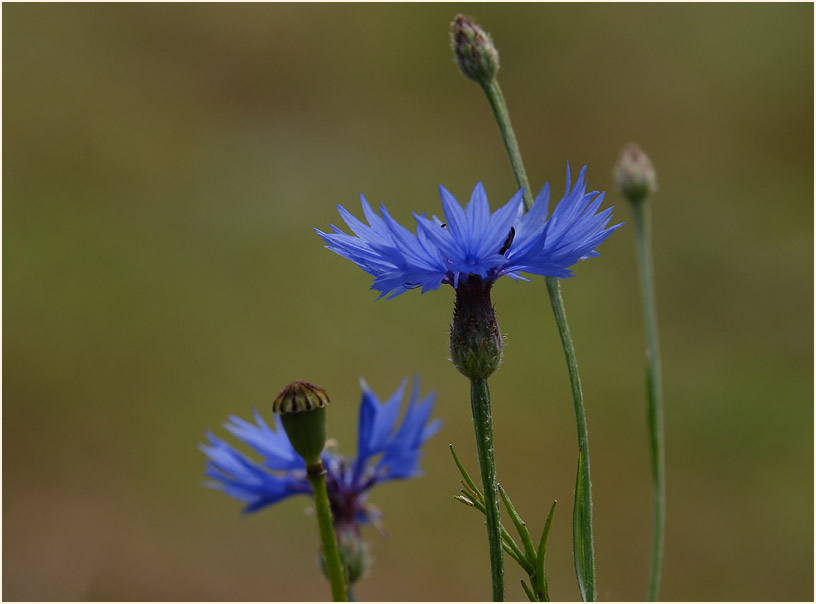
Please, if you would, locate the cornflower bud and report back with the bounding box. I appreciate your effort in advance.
[450,276,503,380]
[615,143,658,204]
[451,14,500,85]
[320,525,369,586]
[273,380,330,467]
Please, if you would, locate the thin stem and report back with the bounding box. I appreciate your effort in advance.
[470,377,505,601]
[482,79,534,210]
[308,466,348,602]
[479,76,597,601]
[631,200,665,601]
[546,278,596,601]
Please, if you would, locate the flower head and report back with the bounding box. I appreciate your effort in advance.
[615,143,657,203]
[451,14,500,85]
[272,380,330,467]
[200,377,441,526]
[317,164,621,300]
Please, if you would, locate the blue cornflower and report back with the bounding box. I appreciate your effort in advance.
[316,164,621,300]
[200,378,441,530]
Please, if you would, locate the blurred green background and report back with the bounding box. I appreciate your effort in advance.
[4,3,813,601]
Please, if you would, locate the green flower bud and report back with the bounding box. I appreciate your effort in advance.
[273,380,330,467]
[450,276,502,380]
[450,14,500,85]
[319,526,369,586]
[615,143,658,204]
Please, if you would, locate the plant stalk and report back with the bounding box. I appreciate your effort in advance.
[480,77,597,601]
[631,200,665,601]
[308,465,348,602]
[546,277,596,602]
[483,79,534,208]
[470,377,505,601]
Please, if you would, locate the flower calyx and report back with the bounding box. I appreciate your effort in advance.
[450,276,503,380]
[273,380,330,467]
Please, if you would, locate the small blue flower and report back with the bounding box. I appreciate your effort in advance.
[317,164,622,299]
[200,378,441,527]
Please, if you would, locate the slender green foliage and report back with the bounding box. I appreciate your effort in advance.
[451,446,556,601]
[499,485,537,563]
[536,499,558,600]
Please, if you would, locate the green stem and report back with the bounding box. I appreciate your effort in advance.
[470,377,505,601]
[308,465,348,602]
[479,77,597,601]
[546,278,596,601]
[631,200,665,601]
[482,79,534,209]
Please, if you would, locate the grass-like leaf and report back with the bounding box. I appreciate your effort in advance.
[535,500,557,601]
[449,444,484,504]
[521,579,536,602]
[573,450,594,601]
[499,484,537,563]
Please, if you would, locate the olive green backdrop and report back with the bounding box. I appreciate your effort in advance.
[4,3,813,601]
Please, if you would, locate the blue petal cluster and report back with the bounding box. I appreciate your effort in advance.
[200,378,441,525]
[317,165,622,299]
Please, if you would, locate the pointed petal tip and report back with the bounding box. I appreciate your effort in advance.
[359,376,372,394]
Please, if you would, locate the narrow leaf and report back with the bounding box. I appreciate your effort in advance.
[453,470,533,575]
[502,528,533,575]
[501,540,527,569]
[461,489,487,514]
[454,495,475,507]
[536,500,558,585]
[573,450,595,601]
[449,444,484,503]
[460,480,484,505]
[520,579,536,602]
[499,484,537,564]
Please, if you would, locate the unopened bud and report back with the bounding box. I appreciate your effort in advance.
[615,143,657,203]
[318,525,369,586]
[451,14,499,85]
[273,380,330,467]
[339,526,368,585]
[450,276,502,380]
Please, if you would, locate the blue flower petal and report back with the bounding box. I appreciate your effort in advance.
[199,432,309,513]
[223,410,303,471]
[374,378,441,482]
[319,167,618,296]
[356,378,407,467]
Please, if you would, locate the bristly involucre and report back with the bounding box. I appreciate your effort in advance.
[316,164,622,299]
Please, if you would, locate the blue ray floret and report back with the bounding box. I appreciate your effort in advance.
[316,164,622,299]
[200,378,441,527]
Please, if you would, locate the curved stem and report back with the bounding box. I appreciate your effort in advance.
[470,377,505,601]
[631,200,665,601]
[308,465,348,602]
[479,77,597,601]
